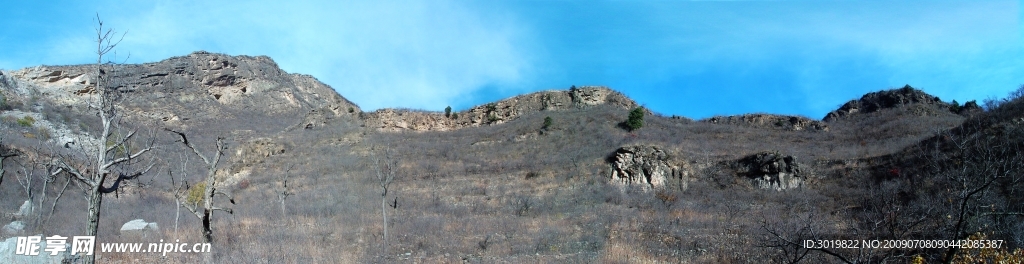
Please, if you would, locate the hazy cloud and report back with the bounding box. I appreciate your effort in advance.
[3,1,1018,118]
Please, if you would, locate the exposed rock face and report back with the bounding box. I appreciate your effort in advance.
[824,85,952,122]
[219,137,288,187]
[609,145,683,188]
[703,114,829,131]
[233,138,287,165]
[362,86,638,132]
[3,51,359,135]
[362,109,461,132]
[736,151,803,191]
[0,235,74,264]
[120,219,160,237]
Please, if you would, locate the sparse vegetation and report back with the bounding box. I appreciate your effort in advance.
[35,127,51,140]
[16,115,35,127]
[186,182,206,205]
[488,112,499,123]
[542,116,552,130]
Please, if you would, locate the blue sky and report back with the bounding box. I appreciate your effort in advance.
[0,1,1020,119]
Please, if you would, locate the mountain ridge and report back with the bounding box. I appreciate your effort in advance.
[2,52,979,135]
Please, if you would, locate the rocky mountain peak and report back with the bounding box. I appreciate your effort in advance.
[1,51,360,135]
[823,85,965,122]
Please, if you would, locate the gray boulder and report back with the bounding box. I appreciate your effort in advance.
[0,235,73,264]
[120,219,160,237]
[15,200,33,219]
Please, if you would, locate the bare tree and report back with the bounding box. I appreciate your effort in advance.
[277,165,294,218]
[929,123,1024,263]
[50,15,155,264]
[760,212,856,264]
[0,138,16,187]
[168,130,233,244]
[372,146,398,258]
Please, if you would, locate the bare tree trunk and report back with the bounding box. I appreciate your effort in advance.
[201,207,213,243]
[0,151,11,190]
[45,175,70,224]
[35,171,48,227]
[280,196,287,217]
[372,145,397,260]
[85,185,103,256]
[168,132,232,245]
[381,192,388,258]
[174,197,180,238]
[51,15,154,264]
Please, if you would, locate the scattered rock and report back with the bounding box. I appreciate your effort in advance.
[736,151,803,191]
[120,219,159,237]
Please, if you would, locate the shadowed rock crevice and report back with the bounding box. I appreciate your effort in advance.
[735,151,804,191]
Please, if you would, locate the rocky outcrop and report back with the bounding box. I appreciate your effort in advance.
[953,100,983,116]
[219,137,288,187]
[362,109,461,132]
[703,114,828,131]
[824,85,953,122]
[362,86,638,132]
[736,151,803,191]
[609,145,686,189]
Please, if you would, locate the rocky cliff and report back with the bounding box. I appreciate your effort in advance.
[362,86,638,132]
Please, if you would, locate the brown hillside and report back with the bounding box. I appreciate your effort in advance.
[1,54,1020,263]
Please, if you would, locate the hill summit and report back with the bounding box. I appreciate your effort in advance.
[823,84,979,121]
